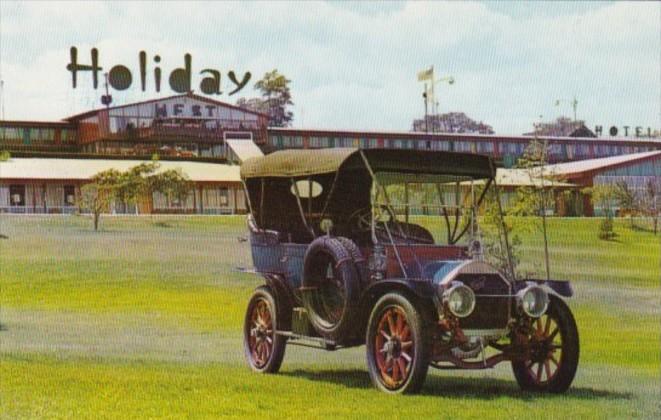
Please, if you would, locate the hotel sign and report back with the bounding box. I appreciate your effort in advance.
[594,125,659,138]
[66,47,252,96]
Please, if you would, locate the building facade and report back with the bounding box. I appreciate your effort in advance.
[1,93,659,215]
[266,128,661,167]
[0,158,246,215]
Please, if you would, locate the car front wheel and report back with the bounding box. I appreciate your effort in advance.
[366,292,431,394]
[511,295,579,393]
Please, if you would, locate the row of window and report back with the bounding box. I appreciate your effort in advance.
[93,141,231,159]
[3,184,237,210]
[0,127,77,144]
[4,184,76,207]
[106,116,261,135]
[269,135,656,159]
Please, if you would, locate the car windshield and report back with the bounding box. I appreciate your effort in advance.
[372,171,491,246]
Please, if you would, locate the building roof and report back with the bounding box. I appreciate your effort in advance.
[0,158,241,183]
[225,138,264,163]
[63,92,269,121]
[494,168,575,187]
[0,120,76,128]
[542,151,661,177]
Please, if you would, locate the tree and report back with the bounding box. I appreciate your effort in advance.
[77,169,122,231]
[237,69,293,127]
[583,184,618,240]
[115,162,160,214]
[509,139,554,280]
[613,180,638,228]
[640,178,660,234]
[77,162,191,231]
[480,186,521,280]
[146,167,191,209]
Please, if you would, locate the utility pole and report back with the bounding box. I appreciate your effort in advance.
[101,72,112,110]
[423,85,429,133]
[417,66,454,134]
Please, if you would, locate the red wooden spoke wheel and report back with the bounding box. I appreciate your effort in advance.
[248,298,274,368]
[374,307,415,388]
[243,286,287,373]
[525,314,563,384]
[366,292,430,394]
[512,296,579,393]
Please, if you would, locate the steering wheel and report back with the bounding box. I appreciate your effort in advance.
[348,205,396,232]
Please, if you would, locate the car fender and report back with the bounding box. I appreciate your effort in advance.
[516,279,574,298]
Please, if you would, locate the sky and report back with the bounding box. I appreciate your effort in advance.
[0,1,659,135]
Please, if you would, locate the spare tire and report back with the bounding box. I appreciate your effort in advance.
[302,236,360,341]
[336,236,369,288]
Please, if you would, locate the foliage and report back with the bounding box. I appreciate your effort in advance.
[639,178,660,234]
[479,186,520,279]
[583,184,617,217]
[115,162,160,212]
[613,181,637,213]
[511,138,554,279]
[78,162,191,230]
[0,150,10,161]
[583,184,620,240]
[610,179,660,234]
[598,216,616,240]
[147,168,191,206]
[237,69,293,127]
[77,169,122,231]
[612,180,638,228]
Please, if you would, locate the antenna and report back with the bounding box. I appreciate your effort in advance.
[554,96,578,122]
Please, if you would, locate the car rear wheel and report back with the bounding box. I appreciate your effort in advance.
[511,296,579,393]
[243,286,287,373]
[366,292,431,394]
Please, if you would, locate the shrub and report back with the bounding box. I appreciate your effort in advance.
[598,217,616,240]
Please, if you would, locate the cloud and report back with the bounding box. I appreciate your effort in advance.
[0,1,658,134]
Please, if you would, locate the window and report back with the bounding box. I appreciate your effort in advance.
[9,185,25,206]
[0,127,21,142]
[219,187,230,206]
[310,136,329,148]
[290,179,323,198]
[64,186,76,206]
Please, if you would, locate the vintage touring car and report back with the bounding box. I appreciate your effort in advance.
[239,148,578,394]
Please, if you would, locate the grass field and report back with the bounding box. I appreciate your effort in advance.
[0,215,659,419]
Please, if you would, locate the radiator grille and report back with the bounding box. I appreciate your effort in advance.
[455,274,510,330]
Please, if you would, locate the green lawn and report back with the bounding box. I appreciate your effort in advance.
[0,215,659,419]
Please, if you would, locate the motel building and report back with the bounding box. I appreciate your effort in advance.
[1,92,660,216]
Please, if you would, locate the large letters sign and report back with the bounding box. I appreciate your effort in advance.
[66,47,251,96]
[594,125,659,138]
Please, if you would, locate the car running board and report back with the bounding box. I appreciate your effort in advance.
[275,330,339,351]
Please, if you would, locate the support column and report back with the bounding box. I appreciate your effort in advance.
[199,185,204,214]
[233,186,238,215]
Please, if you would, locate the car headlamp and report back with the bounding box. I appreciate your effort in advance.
[442,282,476,318]
[516,284,549,318]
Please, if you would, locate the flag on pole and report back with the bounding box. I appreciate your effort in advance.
[417,67,433,81]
